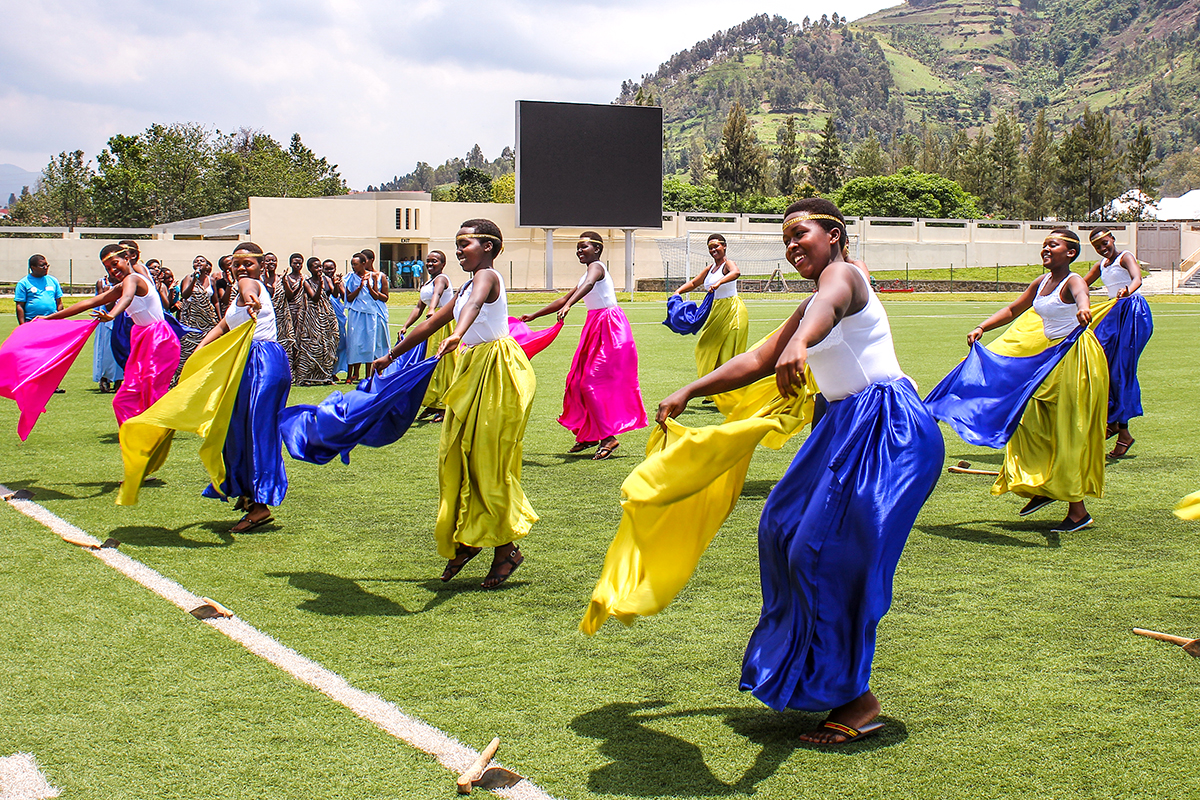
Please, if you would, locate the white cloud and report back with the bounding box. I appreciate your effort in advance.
[0,0,896,189]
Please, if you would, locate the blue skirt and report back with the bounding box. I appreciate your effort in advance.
[203,341,291,506]
[331,298,348,375]
[1093,294,1152,423]
[741,378,943,712]
[92,320,124,382]
[346,308,388,363]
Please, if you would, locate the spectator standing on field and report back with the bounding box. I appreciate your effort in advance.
[15,254,64,324]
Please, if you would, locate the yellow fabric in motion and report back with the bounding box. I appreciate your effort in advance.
[117,321,256,506]
[580,370,817,635]
[421,319,457,410]
[1175,491,1200,520]
[435,336,538,558]
[713,321,806,449]
[695,295,749,385]
[986,307,1108,503]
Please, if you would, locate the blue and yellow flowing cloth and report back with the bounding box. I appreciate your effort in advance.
[695,296,749,380]
[969,305,1110,503]
[580,365,818,635]
[662,293,714,335]
[1093,293,1153,423]
[1176,491,1200,520]
[435,337,538,558]
[117,321,256,505]
[422,319,456,409]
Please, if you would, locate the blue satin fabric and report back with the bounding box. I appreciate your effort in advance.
[330,296,348,375]
[923,324,1086,448]
[279,345,437,465]
[111,311,198,369]
[1093,294,1152,423]
[202,341,291,506]
[741,378,943,712]
[662,293,714,335]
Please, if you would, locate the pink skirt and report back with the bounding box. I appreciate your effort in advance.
[113,320,181,426]
[558,307,647,442]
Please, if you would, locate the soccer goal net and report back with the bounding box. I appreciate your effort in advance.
[655,230,860,292]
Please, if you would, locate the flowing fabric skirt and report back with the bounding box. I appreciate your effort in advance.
[113,321,180,426]
[346,308,386,364]
[330,297,348,376]
[202,341,291,506]
[422,319,456,409]
[695,296,749,379]
[989,323,1108,503]
[175,295,218,383]
[741,378,943,712]
[1093,294,1152,424]
[559,307,647,442]
[92,321,124,383]
[434,337,537,558]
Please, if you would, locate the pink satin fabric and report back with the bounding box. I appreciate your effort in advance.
[558,307,647,442]
[507,317,564,360]
[113,320,181,426]
[0,319,98,440]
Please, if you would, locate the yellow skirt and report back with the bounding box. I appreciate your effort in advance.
[988,309,1108,503]
[1176,491,1200,520]
[422,319,456,410]
[694,295,749,379]
[434,337,538,557]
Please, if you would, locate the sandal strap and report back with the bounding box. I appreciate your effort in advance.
[822,721,859,738]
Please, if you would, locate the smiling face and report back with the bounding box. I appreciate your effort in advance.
[232,252,262,281]
[426,251,444,273]
[1091,233,1116,260]
[322,260,337,276]
[192,256,211,275]
[782,216,839,280]
[1041,237,1077,269]
[707,238,726,262]
[263,253,278,273]
[102,252,133,278]
[455,228,491,272]
[577,240,600,264]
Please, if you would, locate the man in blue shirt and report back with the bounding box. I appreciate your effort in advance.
[15,254,63,324]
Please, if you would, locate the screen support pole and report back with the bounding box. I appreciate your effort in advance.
[543,228,556,289]
[623,228,635,298]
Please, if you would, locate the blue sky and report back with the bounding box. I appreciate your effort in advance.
[0,0,896,189]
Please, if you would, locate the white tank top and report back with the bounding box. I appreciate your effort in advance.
[580,262,618,310]
[1032,274,1079,340]
[224,279,277,342]
[704,262,737,299]
[1100,251,1136,298]
[455,269,510,347]
[127,273,166,326]
[419,275,453,309]
[805,265,906,401]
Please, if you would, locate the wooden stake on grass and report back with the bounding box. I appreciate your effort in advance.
[947,460,1000,476]
[1133,628,1200,658]
[457,738,500,794]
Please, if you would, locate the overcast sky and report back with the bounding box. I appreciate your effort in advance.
[0,0,896,189]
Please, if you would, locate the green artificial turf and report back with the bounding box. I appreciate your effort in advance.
[2,299,1199,799]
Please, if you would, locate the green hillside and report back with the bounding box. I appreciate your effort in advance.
[619,3,1200,180]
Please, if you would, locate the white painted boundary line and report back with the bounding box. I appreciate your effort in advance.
[0,753,61,800]
[4,495,558,800]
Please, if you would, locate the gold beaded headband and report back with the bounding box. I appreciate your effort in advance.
[577,237,604,245]
[783,213,844,233]
[1088,229,1112,242]
[1044,234,1080,246]
[456,233,502,242]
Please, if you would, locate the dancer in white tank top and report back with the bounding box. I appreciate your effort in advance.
[1083,226,1151,457]
[520,231,647,458]
[375,219,537,590]
[671,233,750,397]
[967,228,1106,534]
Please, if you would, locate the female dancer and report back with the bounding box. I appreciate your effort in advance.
[1083,227,1152,458]
[46,243,181,425]
[268,254,296,372]
[363,248,391,365]
[398,250,455,421]
[324,259,348,379]
[521,231,646,458]
[966,229,1107,533]
[294,257,339,385]
[198,242,291,532]
[176,255,220,381]
[281,253,305,380]
[262,253,279,295]
[91,259,125,393]
[656,199,942,744]
[672,233,749,396]
[214,255,237,317]
[344,253,379,382]
[372,219,536,589]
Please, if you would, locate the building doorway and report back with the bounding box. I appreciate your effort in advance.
[380,243,425,288]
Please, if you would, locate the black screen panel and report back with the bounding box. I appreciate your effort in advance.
[516,100,662,229]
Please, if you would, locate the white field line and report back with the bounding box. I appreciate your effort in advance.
[0,753,61,800]
[4,495,557,800]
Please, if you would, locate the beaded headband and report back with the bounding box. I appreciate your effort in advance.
[1088,229,1112,242]
[577,238,604,245]
[456,233,502,242]
[783,213,844,233]
[1043,234,1080,247]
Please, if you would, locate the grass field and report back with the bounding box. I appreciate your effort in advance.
[3,298,1200,799]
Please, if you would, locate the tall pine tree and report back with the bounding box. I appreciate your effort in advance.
[1019,110,1054,220]
[808,116,844,193]
[709,102,769,207]
[776,115,799,195]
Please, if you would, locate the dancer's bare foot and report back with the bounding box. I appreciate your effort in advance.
[798,690,883,745]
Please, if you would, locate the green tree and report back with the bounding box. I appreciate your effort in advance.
[92,134,154,227]
[688,138,707,185]
[775,115,799,195]
[43,150,95,226]
[413,162,435,192]
[808,116,844,193]
[1019,109,1054,220]
[466,144,487,169]
[491,172,515,203]
[143,122,213,223]
[849,132,887,179]
[944,129,970,183]
[892,133,919,171]
[990,112,1021,218]
[1126,123,1159,217]
[832,167,982,218]
[960,130,994,212]
[708,102,769,206]
[1055,107,1122,220]
[455,167,493,202]
[918,123,942,174]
